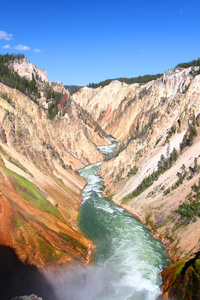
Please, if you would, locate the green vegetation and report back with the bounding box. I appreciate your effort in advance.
[37,237,64,262]
[108,194,114,200]
[163,187,171,196]
[59,232,87,252]
[133,111,158,138]
[163,156,200,196]
[162,253,200,299]
[0,92,14,106]
[77,104,107,138]
[88,73,162,88]
[190,68,200,78]
[0,53,25,65]
[166,125,177,141]
[145,212,156,229]
[115,112,158,157]
[192,111,196,126]
[0,54,40,102]
[155,136,162,146]
[180,125,197,151]
[46,88,64,119]
[0,146,33,177]
[168,256,186,280]
[176,178,200,222]
[123,147,179,202]
[64,85,83,94]
[158,216,175,228]
[127,166,138,177]
[172,165,187,189]
[182,84,190,94]
[9,157,34,177]
[163,163,187,195]
[5,167,65,222]
[0,145,8,156]
[176,57,200,78]
[172,218,189,232]
[123,175,154,200]
[14,214,28,229]
[86,57,200,90]
[176,201,200,223]
[176,57,200,69]
[138,87,151,99]
[122,96,137,110]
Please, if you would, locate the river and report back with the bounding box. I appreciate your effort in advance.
[76,138,168,300]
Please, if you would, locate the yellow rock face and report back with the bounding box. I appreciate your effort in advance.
[73,67,200,260]
[0,79,108,268]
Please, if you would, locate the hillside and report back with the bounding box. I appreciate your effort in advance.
[1,54,200,298]
[0,55,110,271]
[87,73,163,88]
[72,62,200,298]
[64,85,83,94]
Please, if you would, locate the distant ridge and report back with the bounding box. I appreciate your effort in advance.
[87,73,163,88]
[87,57,200,89]
[176,57,200,68]
[64,85,83,94]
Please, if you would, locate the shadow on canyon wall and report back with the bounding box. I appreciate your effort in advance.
[0,245,56,300]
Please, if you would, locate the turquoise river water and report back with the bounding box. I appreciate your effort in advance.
[77,138,168,300]
[53,138,168,300]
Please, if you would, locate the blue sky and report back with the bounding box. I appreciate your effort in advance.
[0,0,200,85]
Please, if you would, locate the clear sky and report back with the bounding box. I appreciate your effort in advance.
[0,0,200,85]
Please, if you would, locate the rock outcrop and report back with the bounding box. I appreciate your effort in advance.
[2,54,200,298]
[72,67,200,190]
[72,65,200,298]
[158,252,200,299]
[0,150,92,267]
[9,57,48,82]
[72,67,199,140]
[97,68,200,259]
[0,57,109,270]
[0,82,106,171]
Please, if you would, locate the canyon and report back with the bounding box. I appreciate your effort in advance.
[1,55,200,299]
[73,64,200,298]
[0,55,109,290]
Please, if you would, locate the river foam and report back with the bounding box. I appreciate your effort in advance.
[49,138,168,299]
[76,138,168,299]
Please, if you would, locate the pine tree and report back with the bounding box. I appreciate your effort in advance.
[194,157,199,173]
[192,110,196,126]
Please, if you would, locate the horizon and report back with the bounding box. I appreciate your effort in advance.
[0,0,200,86]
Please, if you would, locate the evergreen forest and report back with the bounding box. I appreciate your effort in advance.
[0,54,40,102]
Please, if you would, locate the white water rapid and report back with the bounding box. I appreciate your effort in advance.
[53,138,168,300]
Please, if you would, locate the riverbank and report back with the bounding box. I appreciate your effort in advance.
[75,139,168,300]
[104,186,200,299]
[98,129,200,299]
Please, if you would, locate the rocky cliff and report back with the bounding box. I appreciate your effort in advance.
[9,57,48,82]
[98,67,200,259]
[72,65,200,298]
[0,81,106,170]
[0,56,109,270]
[2,54,200,298]
[72,68,196,140]
[74,66,200,186]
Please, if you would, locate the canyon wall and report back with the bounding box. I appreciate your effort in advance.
[9,57,48,82]
[73,66,200,298]
[2,55,200,297]
[0,58,109,269]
